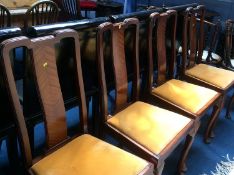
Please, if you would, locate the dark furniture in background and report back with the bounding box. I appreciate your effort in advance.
[0,3,11,27]
[224,19,234,71]
[24,0,59,29]
[97,16,195,175]
[96,1,123,17]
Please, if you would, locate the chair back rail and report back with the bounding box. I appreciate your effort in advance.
[97,18,139,120]
[0,29,87,168]
[0,3,11,28]
[24,0,59,29]
[182,5,205,73]
[148,10,177,88]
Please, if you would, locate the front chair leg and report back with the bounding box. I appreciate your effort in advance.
[204,103,221,143]
[226,89,234,119]
[154,161,165,175]
[177,121,200,175]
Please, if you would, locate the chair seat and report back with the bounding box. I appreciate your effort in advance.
[31,134,152,175]
[185,64,234,90]
[107,101,192,155]
[80,1,97,9]
[152,79,219,115]
[201,50,222,62]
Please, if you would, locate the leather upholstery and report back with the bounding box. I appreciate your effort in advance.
[108,101,191,155]
[152,79,218,115]
[185,64,234,89]
[31,134,152,175]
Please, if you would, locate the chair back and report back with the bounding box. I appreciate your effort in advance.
[0,29,87,169]
[224,19,234,68]
[181,5,205,73]
[97,18,139,121]
[53,0,82,20]
[0,3,11,28]
[147,10,177,90]
[24,0,59,28]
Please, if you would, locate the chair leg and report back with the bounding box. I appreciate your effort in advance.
[177,121,200,175]
[225,89,234,119]
[204,101,221,143]
[154,161,165,175]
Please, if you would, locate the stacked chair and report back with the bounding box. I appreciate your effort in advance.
[224,19,234,71]
[0,29,154,175]
[145,6,222,144]
[179,6,234,121]
[0,3,11,28]
[0,3,233,175]
[96,15,196,175]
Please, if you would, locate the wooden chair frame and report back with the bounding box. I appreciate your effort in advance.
[97,17,196,175]
[180,6,234,120]
[0,29,87,170]
[146,8,222,144]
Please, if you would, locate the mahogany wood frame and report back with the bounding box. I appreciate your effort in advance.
[0,29,88,171]
[146,8,222,144]
[97,17,196,175]
[180,6,234,120]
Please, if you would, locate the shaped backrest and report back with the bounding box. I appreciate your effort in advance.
[147,10,177,90]
[181,5,205,73]
[97,18,139,119]
[0,29,87,168]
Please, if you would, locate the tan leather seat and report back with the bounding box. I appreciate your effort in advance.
[152,79,219,115]
[108,101,192,155]
[185,64,234,89]
[31,134,153,175]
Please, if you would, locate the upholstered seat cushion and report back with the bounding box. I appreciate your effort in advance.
[152,79,219,115]
[185,64,234,90]
[107,101,192,155]
[31,134,153,175]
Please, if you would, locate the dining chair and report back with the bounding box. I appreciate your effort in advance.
[224,19,234,71]
[24,0,59,29]
[145,8,222,144]
[180,6,234,121]
[0,3,11,28]
[0,29,154,175]
[53,0,83,20]
[97,17,196,175]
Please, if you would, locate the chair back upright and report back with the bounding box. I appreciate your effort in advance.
[54,0,82,20]
[24,0,59,29]
[224,19,234,68]
[0,3,11,28]
[147,10,177,91]
[181,5,205,74]
[0,29,87,169]
[97,18,139,121]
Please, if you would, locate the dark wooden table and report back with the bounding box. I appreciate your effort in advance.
[96,1,123,17]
